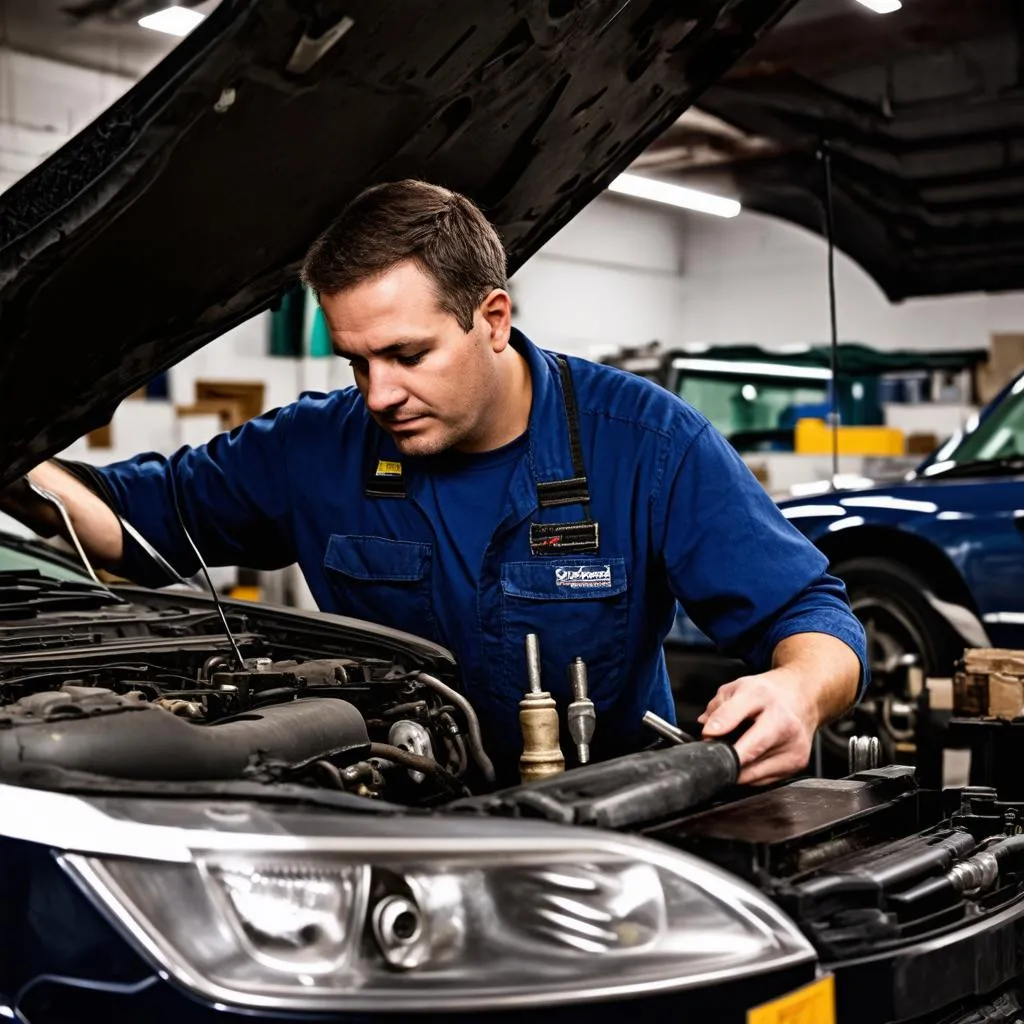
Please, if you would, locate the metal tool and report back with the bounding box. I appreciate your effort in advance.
[518,634,565,783]
[27,480,104,585]
[567,657,596,764]
[642,710,696,745]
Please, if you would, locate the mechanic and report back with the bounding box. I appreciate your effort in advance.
[1,179,866,787]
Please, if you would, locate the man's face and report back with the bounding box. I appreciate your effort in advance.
[322,260,510,457]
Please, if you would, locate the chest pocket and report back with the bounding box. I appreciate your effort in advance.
[499,556,629,707]
[324,535,436,641]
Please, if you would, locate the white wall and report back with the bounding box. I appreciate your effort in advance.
[511,197,1024,359]
[511,195,689,359]
[677,208,1024,352]
[0,47,135,194]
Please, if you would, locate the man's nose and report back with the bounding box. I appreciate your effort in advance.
[364,365,407,414]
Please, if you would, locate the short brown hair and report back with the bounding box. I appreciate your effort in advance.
[301,179,508,332]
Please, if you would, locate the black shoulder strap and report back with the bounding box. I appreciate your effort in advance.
[536,356,592,518]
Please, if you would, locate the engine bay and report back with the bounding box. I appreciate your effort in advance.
[0,573,483,805]
[7,571,1024,1022]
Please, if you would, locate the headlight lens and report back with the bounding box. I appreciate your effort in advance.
[64,822,812,1011]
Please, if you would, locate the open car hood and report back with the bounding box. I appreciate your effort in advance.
[0,0,795,486]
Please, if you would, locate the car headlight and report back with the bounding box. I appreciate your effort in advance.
[62,816,813,1012]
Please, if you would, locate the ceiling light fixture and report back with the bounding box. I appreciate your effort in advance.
[853,0,902,13]
[138,5,206,36]
[607,173,741,218]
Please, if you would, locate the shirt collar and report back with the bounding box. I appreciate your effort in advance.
[371,328,578,519]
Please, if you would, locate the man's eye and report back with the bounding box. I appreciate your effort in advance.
[398,352,425,367]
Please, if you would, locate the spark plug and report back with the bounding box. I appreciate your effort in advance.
[567,657,596,764]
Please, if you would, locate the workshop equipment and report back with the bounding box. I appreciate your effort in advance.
[566,657,596,764]
[518,634,565,783]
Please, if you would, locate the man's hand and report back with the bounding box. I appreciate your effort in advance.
[0,462,123,564]
[698,632,861,785]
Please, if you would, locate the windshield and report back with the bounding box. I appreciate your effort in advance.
[928,376,1024,469]
[0,517,94,584]
[675,375,830,451]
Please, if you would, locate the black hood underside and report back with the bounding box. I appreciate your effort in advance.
[0,0,795,486]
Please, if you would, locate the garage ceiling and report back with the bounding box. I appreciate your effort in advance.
[636,0,1024,300]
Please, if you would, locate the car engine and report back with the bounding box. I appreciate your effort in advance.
[0,574,490,805]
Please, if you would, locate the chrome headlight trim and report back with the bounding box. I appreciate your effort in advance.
[60,815,815,1013]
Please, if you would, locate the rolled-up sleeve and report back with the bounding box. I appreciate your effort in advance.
[652,420,869,695]
[92,406,297,586]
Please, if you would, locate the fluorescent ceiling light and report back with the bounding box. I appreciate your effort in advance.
[671,357,832,380]
[608,173,741,218]
[138,5,206,36]
[853,0,902,12]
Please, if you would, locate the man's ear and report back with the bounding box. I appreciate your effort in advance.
[479,289,512,351]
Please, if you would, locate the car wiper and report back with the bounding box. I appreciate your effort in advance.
[0,569,125,620]
[923,456,1024,479]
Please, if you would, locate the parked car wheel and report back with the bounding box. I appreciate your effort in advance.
[822,557,963,770]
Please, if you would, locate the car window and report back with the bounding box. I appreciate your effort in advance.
[677,376,830,445]
[0,539,94,583]
[940,378,1024,464]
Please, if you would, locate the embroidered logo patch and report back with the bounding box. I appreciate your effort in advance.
[375,460,402,477]
[530,521,599,555]
[555,565,612,589]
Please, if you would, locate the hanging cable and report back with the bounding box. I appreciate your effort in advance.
[819,139,841,488]
[167,474,246,669]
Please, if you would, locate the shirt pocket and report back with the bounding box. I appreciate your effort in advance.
[499,556,629,708]
[323,535,436,641]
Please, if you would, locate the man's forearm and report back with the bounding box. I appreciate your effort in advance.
[0,461,124,564]
[771,631,861,726]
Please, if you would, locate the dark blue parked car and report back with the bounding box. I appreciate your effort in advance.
[776,370,1024,679]
[670,369,1024,755]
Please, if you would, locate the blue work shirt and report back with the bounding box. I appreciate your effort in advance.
[96,330,868,780]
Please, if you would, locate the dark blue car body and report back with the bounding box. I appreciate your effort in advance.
[670,370,1024,681]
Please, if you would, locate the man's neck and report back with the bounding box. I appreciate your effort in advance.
[458,346,533,453]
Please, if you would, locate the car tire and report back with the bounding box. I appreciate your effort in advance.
[833,557,964,680]
[822,557,965,774]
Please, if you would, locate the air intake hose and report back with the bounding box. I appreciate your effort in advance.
[0,698,369,781]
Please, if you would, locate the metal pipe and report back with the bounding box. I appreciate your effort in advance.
[415,672,495,782]
[642,710,695,745]
[27,480,104,585]
[525,634,542,694]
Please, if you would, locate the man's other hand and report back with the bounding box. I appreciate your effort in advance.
[697,632,861,786]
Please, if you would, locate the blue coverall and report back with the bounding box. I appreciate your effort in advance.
[94,329,868,778]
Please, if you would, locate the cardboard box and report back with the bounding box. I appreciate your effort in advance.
[953,648,1024,720]
[988,673,1024,720]
[977,334,1024,404]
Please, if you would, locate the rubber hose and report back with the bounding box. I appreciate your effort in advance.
[992,834,1024,869]
[370,741,444,775]
[0,698,369,781]
[415,672,495,782]
[573,741,740,828]
[369,742,465,794]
